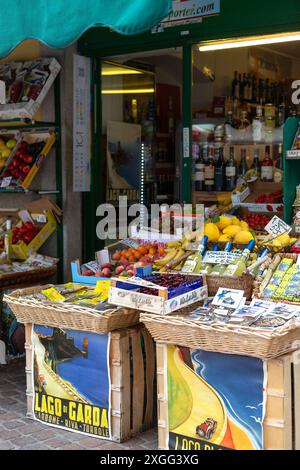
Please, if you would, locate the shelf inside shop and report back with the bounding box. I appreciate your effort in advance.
[192,191,231,202]
[0,120,59,130]
[156,161,175,168]
[0,188,61,195]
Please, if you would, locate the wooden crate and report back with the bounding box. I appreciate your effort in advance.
[24,323,156,443]
[156,343,300,450]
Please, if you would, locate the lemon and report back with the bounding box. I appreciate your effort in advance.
[231,216,241,226]
[6,139,17,149]
[234,230,254,244]
[216,215,233,231]
[218,234,232,242]
[0,148,10,158]
[223,225,242,237]
[239,221,249,230]
[204,223,220,242]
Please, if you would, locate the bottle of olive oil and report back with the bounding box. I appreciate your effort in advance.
[182,236,208,273]
[224,240,255,276]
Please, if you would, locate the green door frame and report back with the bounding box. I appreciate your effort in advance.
[79,0,300,260]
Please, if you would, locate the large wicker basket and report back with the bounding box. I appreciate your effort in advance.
[4,285,140,334]
[140,302,300,360]
[205,272,254,300]
[0,266,57,292]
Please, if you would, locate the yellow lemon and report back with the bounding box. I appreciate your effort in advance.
[233,230,254,244]
[216,215,234,231]
[223,225,242,237]
[204,223,220,242]
[218,233,232,242]
[239,220,249,230]
[231,216,241,226]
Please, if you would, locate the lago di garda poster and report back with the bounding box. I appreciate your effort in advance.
[32,325,111,439]
[167,345,266,450]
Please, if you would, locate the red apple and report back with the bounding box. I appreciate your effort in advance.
[115,265,125,275]
[101,268,111,278]
[101,263,112,270]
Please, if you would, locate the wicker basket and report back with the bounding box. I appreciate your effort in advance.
[205,272,254,300]
[4,285,140,334]
[0,266,57,292]
[140,302,300,360]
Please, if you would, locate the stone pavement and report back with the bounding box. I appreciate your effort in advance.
[0,359,158,450]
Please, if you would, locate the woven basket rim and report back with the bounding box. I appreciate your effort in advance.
[0,265,57,281]
[140,312,299,340]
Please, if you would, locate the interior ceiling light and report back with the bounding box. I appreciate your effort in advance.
[102,67,143,76]
[102,88,155,94]
[199,32,300,52]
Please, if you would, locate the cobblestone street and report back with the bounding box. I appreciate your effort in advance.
[0,359,158,450]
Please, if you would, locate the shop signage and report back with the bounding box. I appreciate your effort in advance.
[32,325,111,439]
[73,54,91,192]
[166,345,266,450]
[153,0,220,31]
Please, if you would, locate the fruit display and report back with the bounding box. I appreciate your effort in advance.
[0,137,18,173]
[255,190,283,204]
[242,213,271,231]
[1,140,45,186]
[81,243,167,279]
[259,232,297,252]
[138,274,201,296]
[204,215,254,244]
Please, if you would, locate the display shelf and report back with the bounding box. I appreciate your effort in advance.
[192,191,231,203]
[0,77,64,282]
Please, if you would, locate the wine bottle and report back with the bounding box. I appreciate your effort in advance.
[232,71,239,99]
[252,105,264,143]
[238,148,247,179]
[182,236,208,273]
[223,240,255,276]
[225,146,237,191]
[210,242,233,275]
[261,145,274,182]
[251,148,261,179]
[4,219,13,261]
[215,147,225,191]
[204,147,215,192]
[194,149,205,191]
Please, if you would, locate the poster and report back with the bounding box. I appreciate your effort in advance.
[107,121,141,197]
[167,345,266,450]
[32,325,111,439]
[73,54,91,192]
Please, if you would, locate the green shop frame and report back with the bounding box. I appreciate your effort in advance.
[78,0,300,259]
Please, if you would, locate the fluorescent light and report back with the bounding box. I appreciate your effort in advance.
[199,32,300,52]
[102,68,143,76]
[102,88,155,95]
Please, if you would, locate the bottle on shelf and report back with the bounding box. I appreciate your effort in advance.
[194,149,205,191]
[252,105,264,143]
[242,73,248,100]
[215,146,225,191]
[273,143,283,183]
[223,240,256,276]
[251,148,261,180]
[168,96,175,134]
[238,148,247,180]
[204,146,215,192]
[239,109,250,129]
[247,74,253,102]
[225,146,237,191]
[252,76,258,103]
[182,236,208,273]
[261,145,274,182]
[264,103,276,141]
[232,71,239,99]
[238,73,243,100]
[278,102,287,127]
[210,242,233,275]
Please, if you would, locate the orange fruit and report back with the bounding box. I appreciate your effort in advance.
[112,251,121,261]
[158,246,165,256]
[128,256,135,263]
[149,247,157,256]
[121,249,128,258]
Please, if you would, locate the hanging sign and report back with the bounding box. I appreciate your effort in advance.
[73,54,91,192]
[153,0,220,31]
[32,325,111,439]
[166,345,266,450]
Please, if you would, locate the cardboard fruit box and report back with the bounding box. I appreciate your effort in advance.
[0,130,56,190]
[109,274,208,315]
[0,130,21,180]
[12,209,57,260]
[238,181,283,213]
[0,58,61,121]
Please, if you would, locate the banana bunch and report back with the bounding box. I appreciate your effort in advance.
[153,247,186,272]
[217,193,232,212]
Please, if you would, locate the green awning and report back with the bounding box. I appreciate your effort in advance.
[0,0,172,57]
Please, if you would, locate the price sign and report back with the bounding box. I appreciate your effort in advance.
[121,238,140,249]
[202,251,241,265]
[1,177,12,188]
[264,216,292,237]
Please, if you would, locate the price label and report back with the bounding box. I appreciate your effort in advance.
[264,216,292,237]
[1,177,12,188]
[202,251,241,265]
[122,238,139,249]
